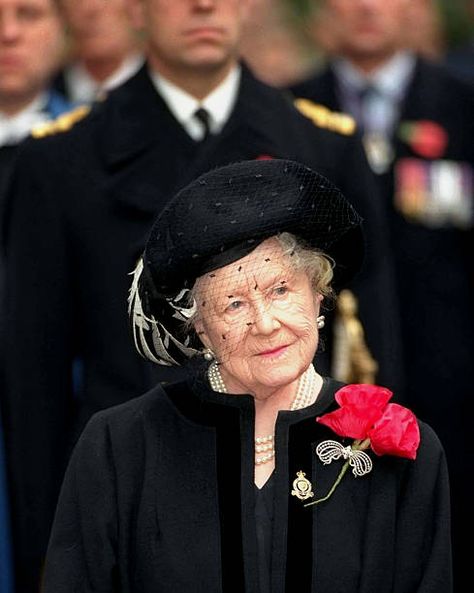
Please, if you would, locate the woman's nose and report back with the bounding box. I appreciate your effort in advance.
[250,303,281,335]
[193,0,217,9]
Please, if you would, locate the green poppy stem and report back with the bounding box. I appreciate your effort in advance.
[354,438,371,451]
[304,461,350,507]
[304,438,372,507]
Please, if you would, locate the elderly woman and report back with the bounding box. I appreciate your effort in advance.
[41,160,452,593]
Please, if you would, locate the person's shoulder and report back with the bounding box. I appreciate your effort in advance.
[417,419,444,450]
[15,98,109,169]
[87,383,172,430]
[11,104,96,169]
[64,382,196,475]
[30,103,93,141]
[412,419,448,473]
[292,97,357,137]
[416,56,474,99]
[24,68,149,154]
[242,65,356,137]
[271,87,356,138]
[289,65,332,99]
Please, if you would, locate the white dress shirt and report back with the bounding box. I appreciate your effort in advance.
[150,65,241,141]
[64,53,145,104]
[0,93,49,147]
[334,51,416,137]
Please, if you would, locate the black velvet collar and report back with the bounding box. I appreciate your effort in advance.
[166,358,339,423]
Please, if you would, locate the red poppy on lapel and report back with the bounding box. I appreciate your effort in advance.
[398,120,448,159]
[317,384,420,459]
[303,384,420,507]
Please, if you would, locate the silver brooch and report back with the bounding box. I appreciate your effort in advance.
[316,440,373,477]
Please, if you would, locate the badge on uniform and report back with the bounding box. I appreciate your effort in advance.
[394,158,473,228]
[363,132,394,174]
[291,471,314,501]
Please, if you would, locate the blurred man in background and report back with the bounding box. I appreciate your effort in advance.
[4,0,401,590]
[53,0,144,103]
[239,0,317,86]
[290,0,474,587]
[0,0,69,210]
[0,1,72,592]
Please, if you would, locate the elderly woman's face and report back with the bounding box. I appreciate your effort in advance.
[194,237,322,397]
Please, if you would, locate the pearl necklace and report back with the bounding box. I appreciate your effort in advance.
[207,362,319,465]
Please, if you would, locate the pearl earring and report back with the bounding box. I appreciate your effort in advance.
[317,315,325,329]
[203,348,215,361]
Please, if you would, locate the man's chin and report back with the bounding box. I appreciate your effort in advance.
[181,45,237,70]
[187,56,232,72]
[0,80,33,100]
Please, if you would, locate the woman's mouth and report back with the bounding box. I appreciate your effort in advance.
[258,345,289,358]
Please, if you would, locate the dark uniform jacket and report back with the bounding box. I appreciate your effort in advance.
[42,374,452,593]
[4,63,401,590]
[291,56,474,588]
[0,90,73,593]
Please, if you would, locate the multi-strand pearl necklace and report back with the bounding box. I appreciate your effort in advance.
[207,362,319,465]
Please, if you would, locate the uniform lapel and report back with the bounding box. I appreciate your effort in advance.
[100,65,200,215]
[185,64,302,180]
[100,63,335,219]
[397,58,433,123]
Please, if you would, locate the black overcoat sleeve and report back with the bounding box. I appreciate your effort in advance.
[3,137,77,585]
[41,411,118,592]
[391,424,452,592]
[312,422,452,593]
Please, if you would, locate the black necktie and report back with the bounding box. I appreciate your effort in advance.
[356,84,375,134]
[194,107,211,142]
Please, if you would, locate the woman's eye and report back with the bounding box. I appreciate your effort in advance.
[226,300,243,312]
[273,285,288,297]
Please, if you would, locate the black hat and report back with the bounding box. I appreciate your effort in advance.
[144,158,364,297]
[129,159,365,367]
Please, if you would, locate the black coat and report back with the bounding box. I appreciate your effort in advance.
[0,92,76,593]
[42,373,452,593]
[4,64,401,590]
[291,56,474,588]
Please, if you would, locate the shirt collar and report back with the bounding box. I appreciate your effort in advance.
[149,65,241,140]
[0,92,49,146]
[334,51,416,100]
[65,53,145,104]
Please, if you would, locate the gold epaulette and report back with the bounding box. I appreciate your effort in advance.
[294,98,356,136]
[31,105,91,139]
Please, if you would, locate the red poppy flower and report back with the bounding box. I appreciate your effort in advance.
[398,120,448,159]
[302,385,420,507]
[368,403,420,459]
[317,384,420,460]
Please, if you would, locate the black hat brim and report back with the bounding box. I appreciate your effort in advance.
[144,159,365,298]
